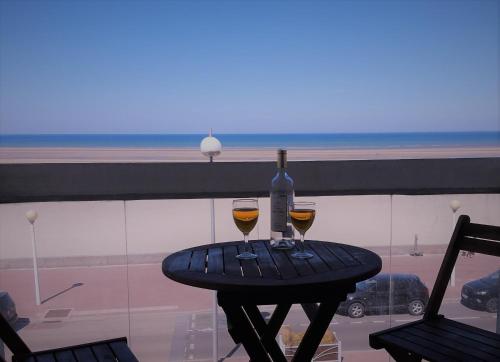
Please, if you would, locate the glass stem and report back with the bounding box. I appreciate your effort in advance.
[300,233,305,252]
[244,233,249,253]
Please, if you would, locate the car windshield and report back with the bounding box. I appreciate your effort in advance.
[356,280,376,291]
[356,281,368,290]
[486,270,500,280]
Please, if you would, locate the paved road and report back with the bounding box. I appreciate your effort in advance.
[2,253,496,316]
[168,298,497,361]
[7,298,497,362]
[1,252,498,361]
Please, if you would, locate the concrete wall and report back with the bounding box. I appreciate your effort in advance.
[2,158,500,203]
[1,194,499,262]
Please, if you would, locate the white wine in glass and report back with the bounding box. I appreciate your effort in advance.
[290,201,315,259]
[233,198,259,260]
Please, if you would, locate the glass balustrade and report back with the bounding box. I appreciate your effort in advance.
[1,194,498,361]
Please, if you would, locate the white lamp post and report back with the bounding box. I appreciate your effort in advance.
[410,233,423,256]
[26,210,41,305]
[200,129,222,161]
[200,129,222,362]
[449,200,461,287]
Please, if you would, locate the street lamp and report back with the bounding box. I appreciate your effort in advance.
[200,129,222,362]
[26,210,41,305]
[449,200,461,287]
[450,200,461,215]
[410,233,423,256]
[200,129,222,161]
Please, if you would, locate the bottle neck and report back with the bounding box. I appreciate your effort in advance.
[277,168,287,176]
[277,150,287,169]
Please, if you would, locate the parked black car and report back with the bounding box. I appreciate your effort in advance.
[461,270,499,313]
[337,273,429,318]
[0,291,18,325]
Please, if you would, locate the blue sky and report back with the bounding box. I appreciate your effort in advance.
[0,0,498,134]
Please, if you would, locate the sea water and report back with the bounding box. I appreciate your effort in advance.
[1,132,499,148]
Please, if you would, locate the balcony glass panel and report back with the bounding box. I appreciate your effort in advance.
[0,201,129,358]
[125,199,213,361]
[1,194,498,361]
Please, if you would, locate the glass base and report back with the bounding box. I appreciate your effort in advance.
[291,251,314,259]
[236,251,257,260]
[271,239,295,250]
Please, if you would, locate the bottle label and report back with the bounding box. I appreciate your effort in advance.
[271,191,288,231]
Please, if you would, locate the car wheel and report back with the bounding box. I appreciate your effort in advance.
[348,302,365,318]
[408,300,425,316]
[485,298,498,313]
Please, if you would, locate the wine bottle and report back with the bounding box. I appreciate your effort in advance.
[270,149,295,249]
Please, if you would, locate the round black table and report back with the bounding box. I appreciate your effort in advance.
[163,239,381,362]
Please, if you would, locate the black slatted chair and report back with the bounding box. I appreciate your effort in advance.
[369,215,500,361]
[0,312,138,362]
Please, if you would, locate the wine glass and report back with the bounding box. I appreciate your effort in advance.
[233,198,259,260]
[290,201,315,259]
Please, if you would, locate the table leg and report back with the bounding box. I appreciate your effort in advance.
[301,303,318,321]
[219,292,344,362]
[219,304,240,344]
[243,304,290,362]
[292,298,341,362]
[221,303,272,362]
[264,304,291,339]
[242,304,267,333]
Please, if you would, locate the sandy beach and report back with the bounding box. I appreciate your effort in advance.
[1,146,500,163]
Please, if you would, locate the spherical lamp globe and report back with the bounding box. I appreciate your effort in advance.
[449,200,461,213]
[26,210,38,224]
[200,135,222,158]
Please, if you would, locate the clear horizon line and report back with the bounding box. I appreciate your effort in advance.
[1,130,500,136]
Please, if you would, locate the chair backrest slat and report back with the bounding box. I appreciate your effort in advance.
[424,215,500,320]
[462,223,500,241]
[461,237,500,257]
[424,215,469,319]
[0,312,31,356]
